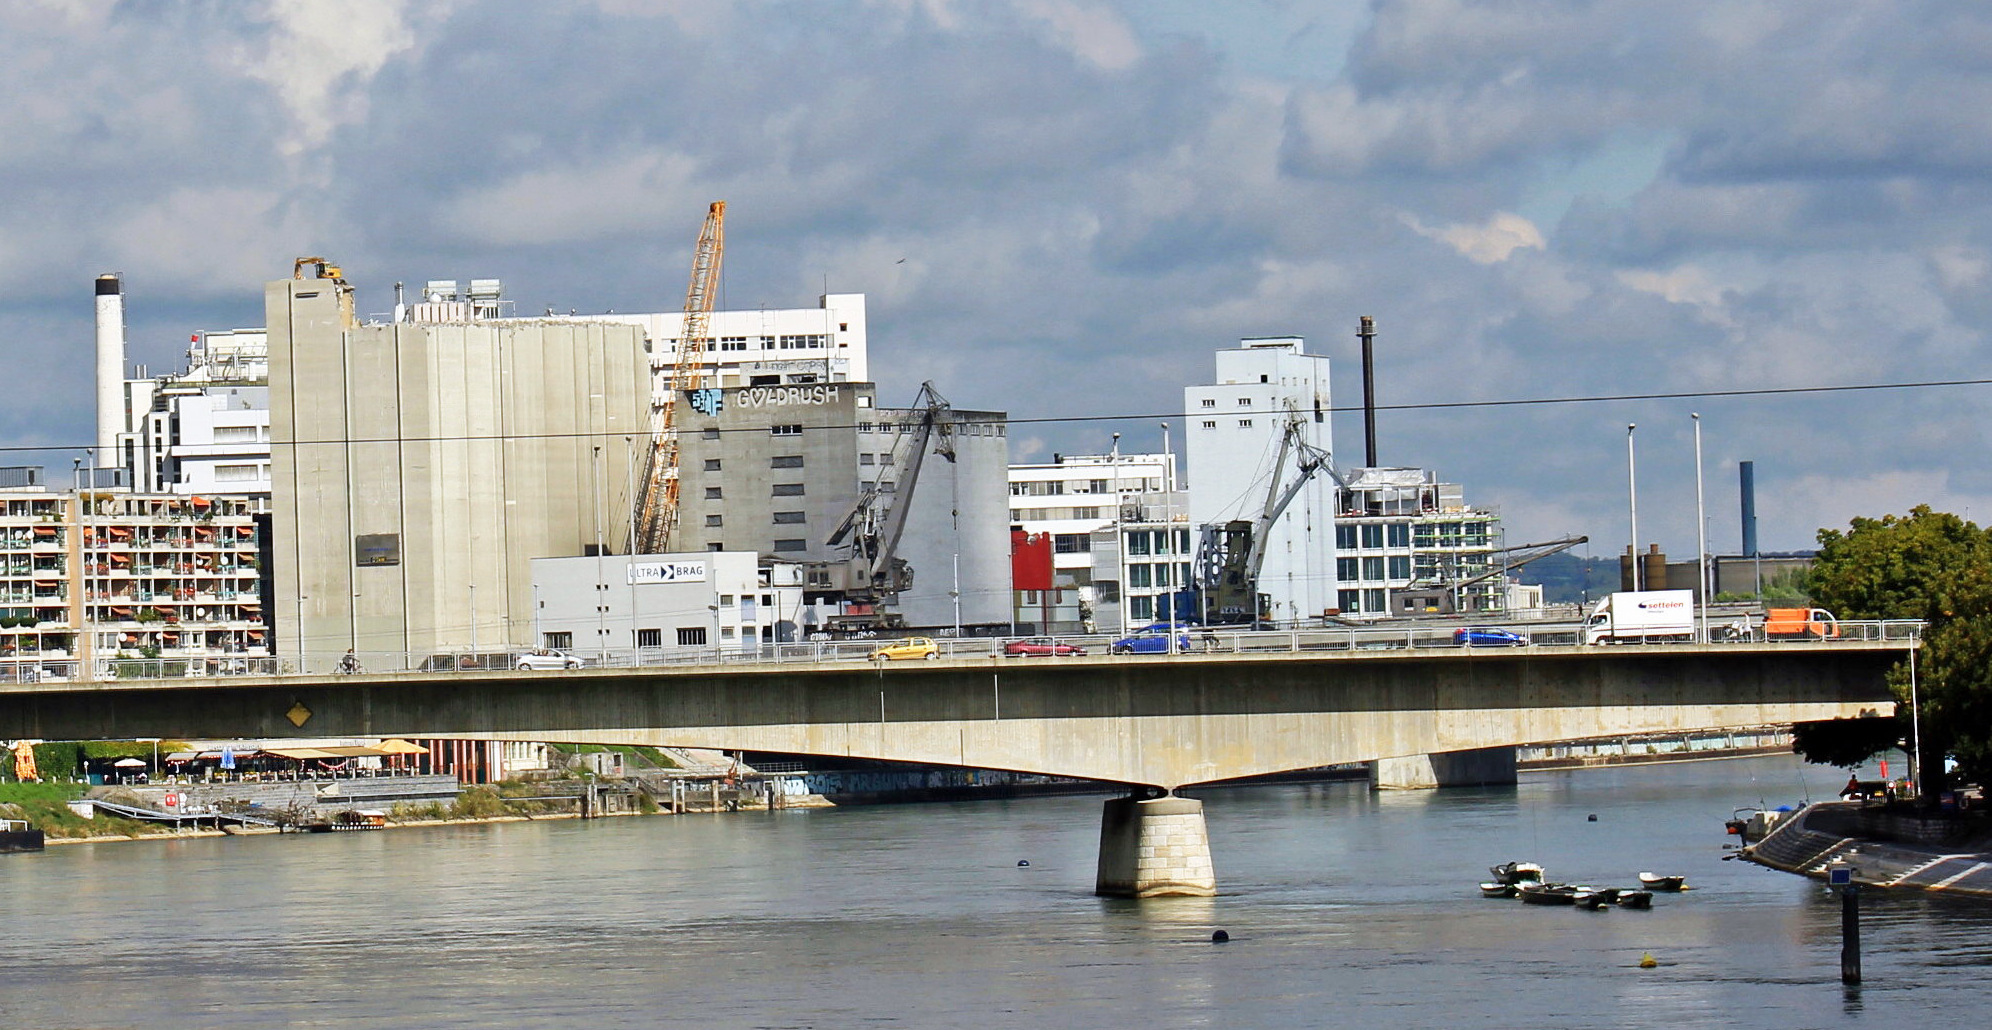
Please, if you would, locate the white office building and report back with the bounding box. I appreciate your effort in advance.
[538,291,870,387]
[530,552,806,657]
[1184,337,1338,624]
[1007,452,1173,631]
[120,329,273,503]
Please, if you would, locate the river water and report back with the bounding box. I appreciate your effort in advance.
[3,754,1987,1029]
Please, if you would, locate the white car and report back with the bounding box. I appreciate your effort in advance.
[514,649,584,671]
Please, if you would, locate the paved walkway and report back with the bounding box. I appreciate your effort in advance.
[1740,800,1992,896]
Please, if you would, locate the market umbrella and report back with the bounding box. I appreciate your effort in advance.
[113,757,148,768]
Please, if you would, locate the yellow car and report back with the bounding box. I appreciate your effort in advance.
[868,636,939,661]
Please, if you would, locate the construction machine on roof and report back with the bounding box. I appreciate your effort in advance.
[815,381,957,632]
[633,201,726,555]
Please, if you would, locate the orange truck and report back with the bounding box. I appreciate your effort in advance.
[1764,607,1839,639]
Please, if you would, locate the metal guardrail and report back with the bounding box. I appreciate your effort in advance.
[26,618,1918,684]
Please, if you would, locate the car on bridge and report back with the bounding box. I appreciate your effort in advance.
[868,637,939,661]
[1452,627,1529,647]
[1110,625,1196,655]
[1002,637,1086,657]
[514,648,586,671]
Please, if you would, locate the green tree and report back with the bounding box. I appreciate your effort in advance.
[1801,505,1992,793]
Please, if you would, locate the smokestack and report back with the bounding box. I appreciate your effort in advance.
[1739,460,1758,557]
[95,273,125,464]
[1358,315,1378,468]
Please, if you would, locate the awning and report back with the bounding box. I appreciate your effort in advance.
[109,526,132,539]
[372,739,429,755]
[264,747,338,760]
[33,526,55,537]
[235,525,254,535]
[190,496,212,508]
[109,553,130,565]
[112,758,147,768]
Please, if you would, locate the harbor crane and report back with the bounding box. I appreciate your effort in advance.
[633,201,726,554]
[1194,415,1347,625]
[818,381,957,630]
[1394,535,1589,615]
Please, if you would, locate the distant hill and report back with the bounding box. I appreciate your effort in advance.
[1511,552,1619,605]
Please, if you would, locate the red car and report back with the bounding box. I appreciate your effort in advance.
[1002,637,1086,657]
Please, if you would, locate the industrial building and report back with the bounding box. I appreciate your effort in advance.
[1007,451,1177,633]
[120,328,272,501]
[530,551,806,655]
[0,468,271,683]
[543,291,869,385]
[1184,336,1337,624]
[266,265,650,670]
[1330,466,1502,616]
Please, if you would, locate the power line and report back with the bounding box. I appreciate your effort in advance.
[3,375,1987,455]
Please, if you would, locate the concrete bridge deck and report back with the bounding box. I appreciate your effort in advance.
[1,641,1905,791]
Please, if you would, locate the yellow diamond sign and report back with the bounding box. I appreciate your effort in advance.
[286,701,312,728]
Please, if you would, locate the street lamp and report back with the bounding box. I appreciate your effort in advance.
[1161,422,1175,655]
[138,737,159,779]
[1692,413,1708,643]
[1626,424,1640,591]
[1111,432,1127,637]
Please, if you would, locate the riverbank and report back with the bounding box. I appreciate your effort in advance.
[1739,798,1992,896]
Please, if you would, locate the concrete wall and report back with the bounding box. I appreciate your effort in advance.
[0,643,1904,790]
[270,276,648,669]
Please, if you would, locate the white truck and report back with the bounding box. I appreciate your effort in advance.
[1582,590,1695,644]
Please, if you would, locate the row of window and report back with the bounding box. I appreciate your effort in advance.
[1126,562,1192,589]
[692,334,831,352]
[704,511,808,527]
[1334,524,1413,550]
[1337,588,1389,614]
[1010,506,1104,523]
[703,484,811,499]
[703,540,809,553]
[1336,556,1414,582]
[1125,528,1193,556]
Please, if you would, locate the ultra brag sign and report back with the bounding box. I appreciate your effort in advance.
[627,560,708,585]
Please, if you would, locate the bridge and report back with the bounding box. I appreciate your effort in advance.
[0,639,1909,897]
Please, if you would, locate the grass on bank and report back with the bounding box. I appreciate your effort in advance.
[1,783,173,839]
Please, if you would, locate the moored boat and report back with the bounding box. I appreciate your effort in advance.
[1613,889,1654,909]
[306,809,389,833]
[1518,882,1579,905]
[1638,872,1687,891]
[1479,882,1518,898]
[1489,861,1546,885]
[1572,887,1612,909]
[1,818,44,853]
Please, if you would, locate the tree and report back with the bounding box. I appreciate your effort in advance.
[1801,505,1992,793]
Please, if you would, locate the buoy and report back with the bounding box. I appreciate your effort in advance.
[1211,930,1230,943]
[1587,813,1598,822]
[1017,860,1030,867]
[1639,953,1657,969]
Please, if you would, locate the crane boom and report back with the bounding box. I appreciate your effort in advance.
[1198,415,1345,624]
[634,201,726,554]
[821,382,956,617]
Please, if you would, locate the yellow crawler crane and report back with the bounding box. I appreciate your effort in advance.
[634,201,726,554]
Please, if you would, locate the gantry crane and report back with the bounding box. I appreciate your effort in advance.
[633,201,726,554]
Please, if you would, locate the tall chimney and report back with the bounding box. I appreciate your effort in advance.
[1358,315,1378,468]
[1739,460,1758,557]
[95,274,125,464]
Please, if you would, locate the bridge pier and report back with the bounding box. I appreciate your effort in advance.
[1369,747,1518,791]
[1095,793,1217,898]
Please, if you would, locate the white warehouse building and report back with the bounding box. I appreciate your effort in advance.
[531,552,806,658]
[1184,336,1338,624]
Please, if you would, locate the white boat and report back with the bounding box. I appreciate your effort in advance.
[1638,872,1686,891]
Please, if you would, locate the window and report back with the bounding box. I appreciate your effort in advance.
[1126,531,1150,556]
[704,514,723,527]
[1201,398,1216,408]
[1072,507,1100,520]
[1364,588,1385,612]
[771,455,804,468]
[216,464,260,482]
[861,454,875,465]
[703,459,722,472]
[1129,596,1154,620]
[1155,564,1172,587]
[1129,564,1151,587]
[1388,556,1411,579]
[1361,524,1384,549]
[1336,524,1358,549]
[1238,419,1253,428]
[1337,557,1359,581]
[1387,524,1410,548]
[1414,525,1436,547]
[543,631,573,649]
[1053,533,1090,553]
[773,511,806,524]
[702,428,720,440]
[1237,397,1252,406]
[708,542,724,550]
[705,487,723,499]
[1362,557,1385,581]
[636,628,662,648]
[1202,421,1216,429]
[772,484,805,496]
[771,424,802,436]
[1338,589,1361,613]
[677,627,708,646]
[772,538,807,552]
[719,336,748,351]
[1176,529,1191,554]
[213,426,259,443]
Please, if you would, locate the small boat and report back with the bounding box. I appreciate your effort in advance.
[1613,890,1654,909]
[1725,806,1794,844]
[1517,882,1580,905]
[1638,872,1687,891]
[1479,882,1519,898]
[1572,887,1612,910]
[1489,861,1546,885]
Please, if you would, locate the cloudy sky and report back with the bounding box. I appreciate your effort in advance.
[4,0,1988,558]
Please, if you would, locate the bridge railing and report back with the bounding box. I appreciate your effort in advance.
[51,620,1923,683]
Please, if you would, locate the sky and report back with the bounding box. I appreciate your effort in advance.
[3,0,1989,559]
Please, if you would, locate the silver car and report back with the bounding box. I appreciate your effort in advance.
[514,649,584,671]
